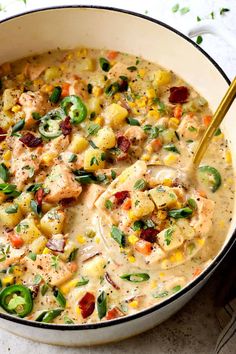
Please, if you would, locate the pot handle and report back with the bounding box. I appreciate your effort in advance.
[185,20,236,50]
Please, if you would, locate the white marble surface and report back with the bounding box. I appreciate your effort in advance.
[0,0,235,353]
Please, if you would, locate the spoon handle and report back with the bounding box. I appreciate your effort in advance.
[193,77,236,167]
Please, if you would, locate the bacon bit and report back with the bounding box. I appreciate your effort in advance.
[61,83,70,98]
[19,132,42,148]
[203,115,212,126]
[107,51,118,60]
[117,135,130,153]
[135,239,152,255]
[151,138,162,152]
[46,238,65,253]
[193,267,202,277]
[60,116,72,136]
[106,307,124,320]
[114,190,130,205]
[67,261,78,273]
[173,105,183,119]
[0,128,7,143]
[122,198,132,210]
[105,272,120,290]
[169,86,189,104]
[35,188,44,207]
[140,228,159,243]
[8,231,24,249]
[78,292,95,319]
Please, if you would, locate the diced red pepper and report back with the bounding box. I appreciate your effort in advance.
[106,307,124,320]
[8,232,24,249]
[78,292,95,319]
[173,105,183,119]
[114,190,130,205]
[61,83,70,98]
[140,228,159,243]
[107,51,118,60]
[117,135,130,153]
[169,86,189,104]
[135,239,152,255]
[35,188,44,207]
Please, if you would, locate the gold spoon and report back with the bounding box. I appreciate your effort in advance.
[149,77,236,183]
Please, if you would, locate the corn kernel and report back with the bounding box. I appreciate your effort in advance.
[60,279,79,295]
[0,141,7,150]
[114,93,121,101]
[170,254,176,263]
[159,272,165,278]
[174,251,184,262]
[66,53,73,60]
[13,266,23,277]
[76,235,86,244]
[147,109,160,120]
[213,133,224,141]
[138,69,146,78]
[162,178,172,187]
[3,150,11,161]
[196,237,205,246]
[128,211,135,221]
[42,247,52,254]
[41,152,57,165]
[135,96,147,108]
[77,48,88,57]
[11,104,21,113]
[218,220,225,228]
[92,86,103,97]
[169,117,180,129]
[129,101,135,108]
[76,306,81,316]
[150,280,157,289]
[225,150,232,164]
[128,234,139,245]
[129,300,138,308]
[2,275,14,286]
[163,153,178,166]
[41,84,54,93]
[141,153,151,162]
[94,116,104,126]
[161,259,169,269]
[157,210,167,220]
[95,236,100,244]
[146,88,156,99]
[128,256,136,263]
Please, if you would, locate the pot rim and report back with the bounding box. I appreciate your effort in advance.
[0,4,234,331]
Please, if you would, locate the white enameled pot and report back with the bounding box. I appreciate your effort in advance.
[0,6,235,347]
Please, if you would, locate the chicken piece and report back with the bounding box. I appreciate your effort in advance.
[177,115,201,141]
[190,195,215,236]
[44,164,82,203]
[69,80,88,100]
[10,138,42,190]
[23,62,46,81]
[19,91,51,128]
[124,126,146,145]
[107,62,136,81]
[0,236,25,272]
[80,184,106,209]
[42,136,70,164]
[23,254,73,286]
[95,161,147,210]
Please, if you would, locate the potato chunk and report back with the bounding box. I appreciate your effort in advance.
[82,256,106,277]
[14,215,41,244]
[153,70,172,87]
[84,148,105,172]
[104,103,128,128]
[40,208,65,237]
[149,186,177,209]
[68,135,88,153]
[130,191,155,220]
[16,192,33,215]
[94,127,116,150]
[158,225,184,251]
[29,236,48,254]
[3,89,21,111]
[0,202,23,228]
